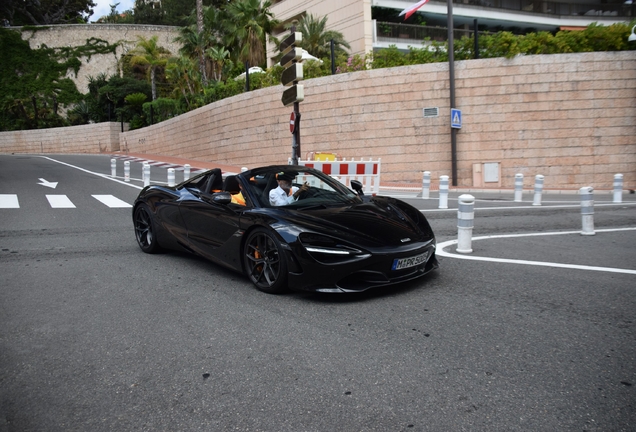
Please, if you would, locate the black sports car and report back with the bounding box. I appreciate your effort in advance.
[132,165,438,293]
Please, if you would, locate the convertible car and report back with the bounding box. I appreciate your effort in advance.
[132,165,438,294]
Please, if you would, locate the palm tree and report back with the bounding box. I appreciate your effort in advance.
[175,24,210,78]
[165,55,201,108]
[224,0,279,68]
[177,5,228,85]
[294,14,351,59]
[207,46,231,82]
[196,0,207,85]
[129,36,171,101]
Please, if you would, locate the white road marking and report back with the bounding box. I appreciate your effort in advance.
[92,195,132,208]
[38,178,58,189]
[38,156,143,190]
[436,227,636,275]
[46,195,76,208]
[0,194,20,208]
[421,202,636,213]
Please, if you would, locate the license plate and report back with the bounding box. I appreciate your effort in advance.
[392,251,429,271]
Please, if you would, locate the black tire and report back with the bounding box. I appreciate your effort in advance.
[133,204,162,254]
[243,228,288,294]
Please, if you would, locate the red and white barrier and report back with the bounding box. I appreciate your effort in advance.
[299,158,381,194]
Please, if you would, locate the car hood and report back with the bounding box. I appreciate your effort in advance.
[276,197,432,247]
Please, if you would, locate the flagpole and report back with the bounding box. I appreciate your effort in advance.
[447,0,458,187]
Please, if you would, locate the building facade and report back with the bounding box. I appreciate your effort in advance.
[268,0,631,64]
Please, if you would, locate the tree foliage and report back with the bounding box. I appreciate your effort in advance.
[141,0,228,26]
[93,3,134,24]
[0,28,93,130]
[223,0,279,67]
[82,73,152,124]
[1,0,96,25]
[129,36,172,101]
[291,14,350,60]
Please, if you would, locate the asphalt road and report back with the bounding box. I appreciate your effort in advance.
[1,154,635,431]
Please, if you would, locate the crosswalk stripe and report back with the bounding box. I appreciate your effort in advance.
[92,195,132,208]
[0,194,20,208]
[46,195,76,208]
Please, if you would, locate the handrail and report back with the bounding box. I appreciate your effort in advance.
[376,21,479,43]
[447,0,630,18]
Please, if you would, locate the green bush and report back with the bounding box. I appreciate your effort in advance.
[143,98,177,124]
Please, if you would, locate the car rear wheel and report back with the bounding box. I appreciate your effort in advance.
[243,228,288,294]
[134,204,162,254]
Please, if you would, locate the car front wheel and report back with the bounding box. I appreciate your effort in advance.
[243,228,288,294]
[133,204,162,254]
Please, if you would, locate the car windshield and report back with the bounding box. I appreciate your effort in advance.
[242,167,362,208]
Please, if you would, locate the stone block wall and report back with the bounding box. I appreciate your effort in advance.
[19,24,181,93]
[0,122,123,154]
[120,51,636,190]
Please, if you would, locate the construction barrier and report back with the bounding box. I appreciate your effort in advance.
[299,158,381,194]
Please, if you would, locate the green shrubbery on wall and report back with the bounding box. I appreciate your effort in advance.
[0,28,120,131]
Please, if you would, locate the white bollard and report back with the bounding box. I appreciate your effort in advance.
[533,174,544,206]
[456,194,475,254]
[422,171,431,199]
[580,186,595,236]
[124,161,130,182]
[143,163,150,187]
[241,167,249,172]
[438,175,449,209]
[167,168,176,187]
[514,173,523,202]
[613,173,623,204]
[111,158,117,177]
[184,164,191,181]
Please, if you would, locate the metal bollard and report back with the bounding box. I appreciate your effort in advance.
[438,175,449,209]
[580,186,595,236]
[167,168,175,187]
[422,171,431,199]
[533,174,544,206]
[124,161,130,182]
[184,164,191,181]
[111,158,117,177]
[143,163,150,187]
[514,173,523,202]
[457,194,475,254]
[613,173,623,204]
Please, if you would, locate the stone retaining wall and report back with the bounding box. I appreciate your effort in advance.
[0,122,123,154]
[120,51,636,190]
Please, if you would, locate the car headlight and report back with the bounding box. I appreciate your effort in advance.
[299,233,369,264]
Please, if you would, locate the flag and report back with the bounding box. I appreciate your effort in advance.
[399,0,430,21]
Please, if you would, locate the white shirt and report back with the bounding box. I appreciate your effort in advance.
[269,185,299,206]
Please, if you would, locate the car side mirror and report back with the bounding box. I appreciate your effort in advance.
[350,180,364,196]
[203,191,232,205]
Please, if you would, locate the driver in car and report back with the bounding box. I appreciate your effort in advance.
[269,171,309,206]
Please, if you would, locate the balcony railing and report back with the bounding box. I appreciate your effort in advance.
[375,22,477,44]
[451,0,631,18]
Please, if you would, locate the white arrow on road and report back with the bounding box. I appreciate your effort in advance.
[37,178,58,189]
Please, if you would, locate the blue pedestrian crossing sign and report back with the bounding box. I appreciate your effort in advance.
[451,108,462,129]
